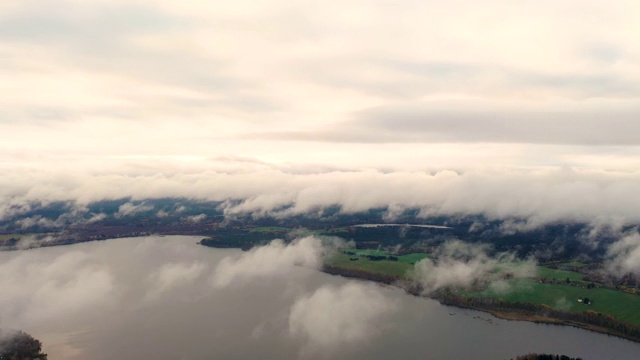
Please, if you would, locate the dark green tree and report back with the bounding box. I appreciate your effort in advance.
[0,330,48,360]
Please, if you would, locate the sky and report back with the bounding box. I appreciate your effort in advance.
[2,1,640,226]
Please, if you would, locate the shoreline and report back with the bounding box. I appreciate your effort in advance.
[321,264,640,344]
[441,301,640,344]
[7,235,638,344]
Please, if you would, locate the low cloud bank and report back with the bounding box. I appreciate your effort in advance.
[606,232,640,276]
[0,250,115,328]
[211,237,397,352]
[212,236,348,288]
[145,262,208,302]
[115,202,154,218]
[412,241,536,294]
[288,283,397,351]
[2,164,640,230]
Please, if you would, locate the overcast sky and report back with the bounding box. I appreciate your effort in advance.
[2,1,640,225]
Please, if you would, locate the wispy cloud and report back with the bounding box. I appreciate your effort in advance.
[1,1,639,165]
[288,283,397,352]
[212,236,343,288]
[412,241,536,294]
[606,232,640,276]
[0,250,115,327]
[144,262,207,301]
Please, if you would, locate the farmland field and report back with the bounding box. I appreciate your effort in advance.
[463,279,640,326]
[326,250,640,326]
[326,250,427,277]
[536,266,586,283]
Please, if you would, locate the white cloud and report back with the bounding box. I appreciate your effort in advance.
[606,232,640,276]
[14,235,57,250]
[412,241,536,293]
[2,162,640,230]
[288,282,397,350]
[184,213,206,223]
[212,237,326,288]
[145,262,207,301]
[115,202,154,217]
[0,0,640,238]
[211,236,349,289]
[0,0,639,166]
[0,250,115,328]
[86,212,107,223]
[14,215,60,229]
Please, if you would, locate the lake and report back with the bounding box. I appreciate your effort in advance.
[1,235,639,360]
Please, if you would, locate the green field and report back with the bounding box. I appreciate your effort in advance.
[343,249,428,264]
[326,251,640,326]
[396,252,430,264]
[464,279,640,326]
[560,260,590,269]
[536,266,586,283]
[327,251,418,277]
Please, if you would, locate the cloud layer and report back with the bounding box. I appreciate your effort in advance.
[3,162,640,231]
[212,236,340,288]
[288,283,397,350]
[412,241,536,293]
[1,0,639,171]
[0,250,115,327]
[607,232,640,276]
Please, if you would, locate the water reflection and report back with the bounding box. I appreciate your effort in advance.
[1,236,639,360]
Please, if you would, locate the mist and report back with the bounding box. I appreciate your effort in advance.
[212,236,337,288]
[2,235,638,360]
[607,232,640,276]
[3,163,640,231]
[412,241,536,294]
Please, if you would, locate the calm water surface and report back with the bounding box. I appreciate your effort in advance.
[2,236,639,360]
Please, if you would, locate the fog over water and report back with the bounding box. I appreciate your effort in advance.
[1,236,639,360]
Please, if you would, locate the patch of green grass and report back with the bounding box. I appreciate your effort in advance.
[327,251,640,326]
[560,260,589,269]
[345,249,428,264]
[397,253,429,264]
[536,266,585,282]
[326,252,414,277]
[350,249,387,256]
[465,279,640,326]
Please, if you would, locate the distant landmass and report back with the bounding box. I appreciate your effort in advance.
[2,198,640,342]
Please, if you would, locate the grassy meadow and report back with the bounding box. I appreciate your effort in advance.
[326,250,640,326]
[326,249,428,277]
[463,278,640,326]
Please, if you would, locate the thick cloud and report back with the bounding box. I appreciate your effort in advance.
[0,250,115,328]
[412,241,536,293]
[184,213,207,223]
[115,202,154,217]
[272,102,640,145]
[0,1,639,265]
[144,262,207,301]
[1,0,639,164]
[212,236,341,288]
[288,283,397,350]
[3,164,640,230]
[606,232,640,276]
